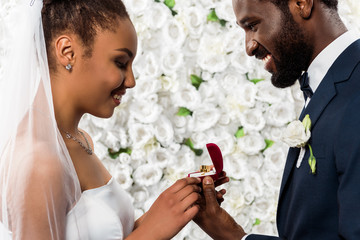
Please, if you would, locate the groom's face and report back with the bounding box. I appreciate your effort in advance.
[232,0,313,88]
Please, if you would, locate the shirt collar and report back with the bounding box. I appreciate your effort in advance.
[307,30,360,94]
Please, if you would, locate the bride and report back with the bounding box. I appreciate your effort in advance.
[0,0,226,239]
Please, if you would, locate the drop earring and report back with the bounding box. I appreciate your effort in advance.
[65,64,72,71]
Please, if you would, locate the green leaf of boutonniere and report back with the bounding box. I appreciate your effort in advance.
[308,144,316,174]
[190,74,204,90]
[235,127,245,138]
[183,138,203,156]
[177,107,192,116]
[108,147,132,159]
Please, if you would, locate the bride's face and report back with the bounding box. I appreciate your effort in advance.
[69,18,138,118]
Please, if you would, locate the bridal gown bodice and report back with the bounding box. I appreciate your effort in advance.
[66,177,135,239]
[0,177,135,240]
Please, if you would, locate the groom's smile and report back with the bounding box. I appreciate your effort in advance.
[233,0,314,89]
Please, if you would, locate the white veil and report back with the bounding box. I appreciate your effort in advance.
[0,0,82,239]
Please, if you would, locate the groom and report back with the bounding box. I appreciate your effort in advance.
[194,0,360,239]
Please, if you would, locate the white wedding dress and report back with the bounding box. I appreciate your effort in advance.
[0,177,135,240]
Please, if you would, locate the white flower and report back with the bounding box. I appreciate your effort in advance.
[129,100,162,124]
[256,80,287,104]
[197,33,229,73]
[265,102,296,127]
[148,147,175,169]
[281,116,311,148]
[161,18,186,47]
[181,6,206,37]
[133,164,163,187]
[172,85,201,111]
[160,48,184,75]
[143,3,170,29]
[132,77,161,100]
[113,164,133,190]
[243,171,264,197]
[158,74,180,93]
[123,0,149,15]
[224,154,247,180]
[128,123,154,149]
[263,142,288,172]
[130,186,149,208]
[135,52,161,78]
[154,116,174,147]
[118,152,132,165]
[237,133,266,155]
[188,104,221,132]
[240,108,266,132]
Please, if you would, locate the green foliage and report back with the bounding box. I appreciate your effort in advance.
[184,138,203,156]
[263,139,274,151]
[253,218,261,226]
[177,107,192,116]
[250,78,264,84]
[164,0,175,8]
[108,147,132,159]
[190,74,204,90]
[235,127,245,138]
[207,8,227,26]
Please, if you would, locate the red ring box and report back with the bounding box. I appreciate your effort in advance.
[187,143,223,181]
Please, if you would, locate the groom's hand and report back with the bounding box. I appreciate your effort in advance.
[194,176,246,240]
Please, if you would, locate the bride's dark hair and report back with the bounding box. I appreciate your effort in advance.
[41,0,129,71]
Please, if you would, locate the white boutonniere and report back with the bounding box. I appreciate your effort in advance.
[281,114,316,174]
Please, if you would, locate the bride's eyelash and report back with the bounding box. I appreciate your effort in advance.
[115,60,127,69]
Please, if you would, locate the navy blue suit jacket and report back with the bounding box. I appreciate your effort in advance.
[248,39,360,240]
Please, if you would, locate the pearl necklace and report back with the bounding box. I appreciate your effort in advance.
[64,130,93,155]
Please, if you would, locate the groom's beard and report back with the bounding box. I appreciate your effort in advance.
[270,14,314,89]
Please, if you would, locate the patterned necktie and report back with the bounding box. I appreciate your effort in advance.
[299,71,313,101]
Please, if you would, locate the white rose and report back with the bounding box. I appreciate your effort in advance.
[230,49,258,74]
[130,186,149,208]
[154,115,174,147]
[197,33,229,73]
[262,170,282,190]
[181,6,206,37]
[101,131,120,151]
[172,85,201,111]
[113,164,133,190]
[165,146,195,180]
[265,102,296,127]
[160,48,184,75]
[148,147,175,169]
[216,68,248,93]
[143,3,170,29]
[159,74,179,93]
[130,148,146,169]
[118,152,131,165]
[224,154,248,180]
[237,133,266,155]
[161,18,186,47]
[128,123,154,149]
[123,0,149,15]
[135,52,161,78]
[129,100,162,124]
[132,77,161,100]
[240,108,266,132]
[263,142,288,172]
[243,171,264,197]
[214,1,236,22]
[133,164,163,187]
[261,126,286,142]
[198,80,225,105]
[188,104,221,132]
[256,80,287,104]
[281,120,311,148]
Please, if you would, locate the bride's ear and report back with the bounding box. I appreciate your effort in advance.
[54,35,76,70]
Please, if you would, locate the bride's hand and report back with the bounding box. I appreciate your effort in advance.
[129,177,201,240]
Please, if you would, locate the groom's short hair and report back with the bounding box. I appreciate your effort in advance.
[264,0,338,12]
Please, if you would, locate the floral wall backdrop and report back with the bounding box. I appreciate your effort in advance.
[78,0,360,239]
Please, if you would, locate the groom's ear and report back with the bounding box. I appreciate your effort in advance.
[54,35,76,69]
[289,0,314,20]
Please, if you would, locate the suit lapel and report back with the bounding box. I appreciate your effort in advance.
[278,39,360,201]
